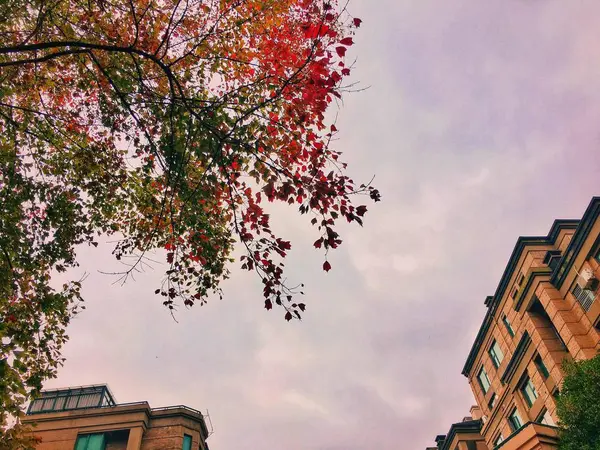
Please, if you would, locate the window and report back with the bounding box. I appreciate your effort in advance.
[478,367,491,394]
[518,274,525,286]
[521,376,538,407]
[595,248,600,262]
[75,434,106,450]
[502,315,515,337]
[537,408,556,427]
[489,340,504,368]
[552,387,560,399]
[488,393,497,410]
[534,354,549,379]
[508,408,524,431]
[182,434,193,450]
[511,287,518,299]
[493,433,504,447]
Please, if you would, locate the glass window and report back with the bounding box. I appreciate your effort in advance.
[511,287,518,299]
[488,393,497,410]
[41,398,55,411]
[489,340,504,368]
[521,376,538,407]
[182,434,193,450]
[536,408,556,426]
[502,315,515,337]
[509,408,523,431]
[518,274,525,286]
[534,355,549,379]
[75,434,106,450]
[478,367,491,394]
[493,433,504,447]
[595,248,600,262]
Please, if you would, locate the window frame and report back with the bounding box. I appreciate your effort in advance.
[493,433,504,448]
[508,407,524,431]
[182,434,193,450]
[502,315,515,337]
[520,376,538,407]
[477,366,491,394]
[488,340,504,369]
[488,392,497,410]
[534,354,549,379]
[75,433,106,450]
[536,408,556,427]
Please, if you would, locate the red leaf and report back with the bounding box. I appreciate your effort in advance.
[353,17,362,27]
[335,46,347,58]
[318,24,330,37]
[285,311,293,321]
[341,68,351,76]
[265,299,272,310]
[323,261,331,272]
[339,37,354,46]
[356,205,367,217]
[314,239,322,248]
[298,303,306,311]
[330,124,338,132]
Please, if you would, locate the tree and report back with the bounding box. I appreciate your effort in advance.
[556,354,600,450]
[0,0,379,435]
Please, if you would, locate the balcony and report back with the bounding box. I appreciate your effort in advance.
[495,422,558,450]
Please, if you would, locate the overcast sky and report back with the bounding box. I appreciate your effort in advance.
[47,1,600,449]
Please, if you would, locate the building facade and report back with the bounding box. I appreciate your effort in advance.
[22,384,212,450]
[429,197,600,450]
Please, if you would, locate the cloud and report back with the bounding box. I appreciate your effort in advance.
[47,1,600,449]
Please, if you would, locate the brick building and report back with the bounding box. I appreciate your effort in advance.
[22,384,212,450]
[429,197,600,450]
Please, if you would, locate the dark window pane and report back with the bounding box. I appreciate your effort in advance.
[183,434,193,450]
[535,355,549,379]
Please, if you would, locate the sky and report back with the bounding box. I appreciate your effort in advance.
[46,1,600,449]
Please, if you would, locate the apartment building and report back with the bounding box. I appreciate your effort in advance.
[429,196,600,450]
[21,384,212,450]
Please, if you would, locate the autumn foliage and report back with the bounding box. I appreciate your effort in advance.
[0,0,378,430]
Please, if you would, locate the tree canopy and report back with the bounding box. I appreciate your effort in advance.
[0,0,378,435]
[556,354,600,450]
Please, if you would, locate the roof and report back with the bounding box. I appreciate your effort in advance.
[438,419,483,450]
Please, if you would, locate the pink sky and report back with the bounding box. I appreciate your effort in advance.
[47,1,600,449]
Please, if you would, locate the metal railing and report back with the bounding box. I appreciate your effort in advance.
[27,385,116,415]
[572,284,596,311]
